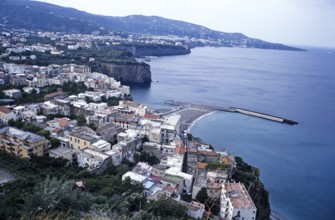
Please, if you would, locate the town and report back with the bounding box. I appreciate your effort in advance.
[0,29,265,220]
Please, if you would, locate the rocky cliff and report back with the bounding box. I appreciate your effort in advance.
[113,44,191,57]
[98,63,151,84]
[134,45,191,57]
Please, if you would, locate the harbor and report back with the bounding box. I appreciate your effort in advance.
[163,100,298,131]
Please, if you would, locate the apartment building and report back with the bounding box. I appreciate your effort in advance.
[0,127,49,158]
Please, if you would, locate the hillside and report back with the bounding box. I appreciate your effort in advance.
[0,0,304,51]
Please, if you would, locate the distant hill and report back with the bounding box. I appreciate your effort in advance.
[0,0,304,51]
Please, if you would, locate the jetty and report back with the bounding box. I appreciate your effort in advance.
[163,100,298,130]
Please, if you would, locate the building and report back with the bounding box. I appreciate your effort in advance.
[96,123,122,144]
[44,90,67,101]
[0,127,49,158]
[0,106,18,124]
[220,182,257,220]
[68,130,100,151]
[49,147,76,162]
[180,201,205,219]
[3,89,22,99]
[77,148,111,170]
[119,101,147,117]
[161,115,181,144]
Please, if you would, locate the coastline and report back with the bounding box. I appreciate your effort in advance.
[186,110,216,133]
[270,210,287,220]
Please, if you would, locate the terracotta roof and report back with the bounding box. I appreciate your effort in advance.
[163,185,175,194]
[198,150,218,156]
[0,106,12,114]
[144,113,159,120]
[226,183,254,209]
[174,145,185,155]
[44,91,65,98]
[149,175,162,184]
[57,118,69,127]
[221,156,233,165]
[197,162,207,169]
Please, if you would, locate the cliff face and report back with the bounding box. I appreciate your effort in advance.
[113,45,191,57]
[134,45,191,57]
[98,63,151,84]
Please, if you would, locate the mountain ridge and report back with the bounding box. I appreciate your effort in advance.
[0,0,304,51]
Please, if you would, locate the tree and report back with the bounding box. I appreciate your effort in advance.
[77,115,86,126]
[37,130,50,139]
[133,151,159,166]
[196,187,209,204]
[24,176,93,216]
[145,197,187,218]
[49,138,60,148]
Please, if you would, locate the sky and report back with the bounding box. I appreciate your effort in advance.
[41,0,335,48]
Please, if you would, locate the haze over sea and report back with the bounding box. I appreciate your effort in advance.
[131,47,335,220]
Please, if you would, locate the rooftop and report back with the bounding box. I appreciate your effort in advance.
[162,174,183,184]
[225,182,256,209]
[0,106,12,114]
[0,127,45,143]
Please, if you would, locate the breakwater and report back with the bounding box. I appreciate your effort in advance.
[164,100,298,127]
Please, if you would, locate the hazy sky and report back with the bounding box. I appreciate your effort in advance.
[41,0,335,48]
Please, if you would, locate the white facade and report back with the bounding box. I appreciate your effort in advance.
[165,167,194,194]
[220,182,257,220]
[0,107,17,124]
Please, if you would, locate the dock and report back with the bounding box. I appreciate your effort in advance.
[164,100,298,127]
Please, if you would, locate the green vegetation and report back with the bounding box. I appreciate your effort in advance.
[205,162,227,170]
[195,187,209,204]
[3,46,147,69]
[133,151,160,166]
[233,156,271,220]
[144,196,187,219]
[195,187,220,216]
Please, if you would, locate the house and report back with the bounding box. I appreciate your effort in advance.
[35,115,47,123]
[164,167,194,194]
[122,171,147,184]
[96,123,122,144]
[112,130,141,160]
[77,148,111,171]
[0,127,49,158]
[90,139,111,152]
[161,115,181,144]
[68,129,100,151]
[119,101,147,117]
[49,147,76,162]
[220,182,257,220]
[41,101,59,115]
[23,87,40,94]
[179,201,205,219]
[0,106,18,124]
[3,89,22,99]
[44,90,67,101]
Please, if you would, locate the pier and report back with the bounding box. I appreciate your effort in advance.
[163,100,298,130]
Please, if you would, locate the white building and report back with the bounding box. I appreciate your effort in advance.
[77,148,110,171]
[119,101,147,117]
[0,106,18,124]
[49,147,76,162]
[3,89,22,99]
[90,139,111,152]
[220,182,257,220]
[164,167,194,194]
[122,171,147,183]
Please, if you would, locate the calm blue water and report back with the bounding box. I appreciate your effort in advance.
[131,47,335,220]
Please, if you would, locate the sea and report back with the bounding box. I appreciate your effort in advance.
[131,46,335,220]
